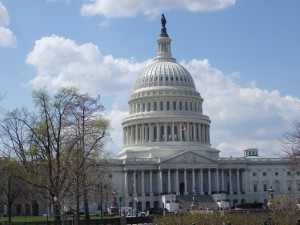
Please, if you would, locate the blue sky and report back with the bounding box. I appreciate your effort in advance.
[1,0,300,157]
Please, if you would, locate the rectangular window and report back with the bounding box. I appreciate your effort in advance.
[253,184,257,192]
[263,184,268,192]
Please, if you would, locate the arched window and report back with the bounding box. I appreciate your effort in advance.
[160,101,164,110]
[167,101,170,110]
[153,102,157,111]
[179,101,182,110]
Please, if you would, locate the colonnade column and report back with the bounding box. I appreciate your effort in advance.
[159,170,163,194]
[142,170,145,196]
[176,170,179,195]
[124,171,128,196]
[171,123,174,141]
[156,122,160,142]
[141,124,145,143]
[221,170,225,192]
[192,169,195,190]
[216,169,219,193]
[179,122,183,141]
[184,169,188,195]
[150,171,153,196]
[168,170,171,193]
[164,123,167,141]
[200,169,204,195]
[186,123,190,141]
[131,126,134,144]
[133,171,136,194]
[229,169,233,195]
[149,123,153,142]
[208,169,211,194]
[237,169,241,194]
[193,123,196,141]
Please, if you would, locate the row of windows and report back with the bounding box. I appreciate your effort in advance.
[252,171,294,177]
[132,89,200,98]
[253,181,300,192]
[130,100,202,114]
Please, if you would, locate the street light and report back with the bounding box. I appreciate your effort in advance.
[267,186,274,209]
[53,196,60,225]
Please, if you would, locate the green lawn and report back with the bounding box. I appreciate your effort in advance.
[0,215,103,223]
[0,216,54,222]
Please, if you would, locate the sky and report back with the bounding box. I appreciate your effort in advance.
[0,0,300,158]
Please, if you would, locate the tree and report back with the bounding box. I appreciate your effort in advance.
[63,92,110,222]
[0,158,24,221]
[281,120,300,170]
[0,87,110,220]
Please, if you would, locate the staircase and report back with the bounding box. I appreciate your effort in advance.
[176,195,219,211]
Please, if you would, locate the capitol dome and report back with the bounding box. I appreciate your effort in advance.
[118,16,219,160]
[134,61,196,91]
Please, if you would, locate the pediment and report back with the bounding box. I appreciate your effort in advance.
[163,151,216,164]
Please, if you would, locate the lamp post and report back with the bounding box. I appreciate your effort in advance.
[100,185,103,218]
[267,186,274,209]
[54,196,60,225]
[191,188,199,210]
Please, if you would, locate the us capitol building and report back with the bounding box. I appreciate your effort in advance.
[109,16,298,211]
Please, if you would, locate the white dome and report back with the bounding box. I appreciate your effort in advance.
[134,61,196,91]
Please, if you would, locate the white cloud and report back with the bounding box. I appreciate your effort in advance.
[0,2,17,47]
[80,0,236,18]
[26,35,151,99]
[26,36,300,158]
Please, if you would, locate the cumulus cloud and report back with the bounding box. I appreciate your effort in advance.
[81,0,236,18]
[0,2,17,47]
[26,35,150,100]
[26,35,300,158]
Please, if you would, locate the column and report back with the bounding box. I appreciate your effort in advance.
[208,169,211,194]
[142,170,145,196]
[202,124,205,142]
[184,169,188,195]
[229,169,233,195]
[130,125,134,144]
[179,122,183,141]
[171,122,175,141]
[145,124,149,142]
[135,125,138,143]
[141,124,145,143]
[168,170,171,194]
[133,171,136,194]
[124,170,128,196]
[216,169,219,193]
[237,169,241,194]
[193,123,196,141]
[186,123,190,141]
[208,125,210,143]
[159,170,163,194]
[156,122,160,142]
[200,169,204,195]
[164,123,167,141]
[176,170,179,195]
[198,124,201,142]
[192,169,195,190]
[221,170,225,192]
[149,123,152,142]
[150,170,153,196]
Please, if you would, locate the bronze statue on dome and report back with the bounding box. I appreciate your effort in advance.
[161,14,166,28]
